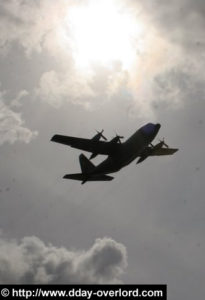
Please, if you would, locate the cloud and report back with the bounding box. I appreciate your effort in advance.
[119,0,205,118]
[0,234,127,284]
[1,0,204,117]
[134,0,205,53]
[36,64,129,109]
[0,87,37,145]
[10,90,29,108]
[0,0,174,115]
[0,0,69,56]
[35,70,94,108]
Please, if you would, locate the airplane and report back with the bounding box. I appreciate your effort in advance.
[51,123,178,184]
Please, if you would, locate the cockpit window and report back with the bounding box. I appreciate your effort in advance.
[141,123,156,135]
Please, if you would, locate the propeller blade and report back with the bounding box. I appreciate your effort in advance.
[95,129,107,140]
[159,138,169,148]
[110,132,124,144]
[115,133,124,144]
[114,132,124,139]
[101,134,107,141]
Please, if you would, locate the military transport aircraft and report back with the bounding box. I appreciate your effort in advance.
[51,123,178,184]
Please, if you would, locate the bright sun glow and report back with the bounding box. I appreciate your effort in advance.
[65,0,144,70]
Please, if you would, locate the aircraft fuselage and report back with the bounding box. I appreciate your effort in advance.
[51,122,179,183]
[92,123,161,175]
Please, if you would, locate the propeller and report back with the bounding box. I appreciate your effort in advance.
[158,138,169,148]
[95,129,107,140]
[113,132,124,144]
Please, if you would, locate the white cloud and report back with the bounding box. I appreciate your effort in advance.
[10,90,29,108]
[0,0,69,56]
[0,234,127,284]
[35,63,129,109]
[1,0,204,117]
[0,87,37,145]
[35,70,94,108]
[132,0,205,51]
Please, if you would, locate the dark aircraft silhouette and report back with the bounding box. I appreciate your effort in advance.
[51,123,178,184]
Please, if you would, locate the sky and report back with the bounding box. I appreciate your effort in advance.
[0,0,205,298]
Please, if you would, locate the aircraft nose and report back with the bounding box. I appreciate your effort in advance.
[140,122,161,141]
[141,123,160,136]
[156,123,161,130]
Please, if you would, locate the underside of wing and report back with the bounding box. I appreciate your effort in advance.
[149,147,178,156]
[51,134,120,155]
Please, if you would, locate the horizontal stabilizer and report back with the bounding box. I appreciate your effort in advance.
[63,173,114,183]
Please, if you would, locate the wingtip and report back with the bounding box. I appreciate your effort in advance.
[50,135,57,142]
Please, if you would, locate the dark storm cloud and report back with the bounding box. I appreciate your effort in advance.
[0,234,127,284]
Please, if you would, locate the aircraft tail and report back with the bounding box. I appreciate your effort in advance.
[63,173,114,184]
[63,153,114,184]
[79,153,95,173]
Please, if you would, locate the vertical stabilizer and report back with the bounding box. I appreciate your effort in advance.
[79,154,95,174]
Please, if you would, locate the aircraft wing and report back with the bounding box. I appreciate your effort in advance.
[51,134,120,155]
[148,147,178,156]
